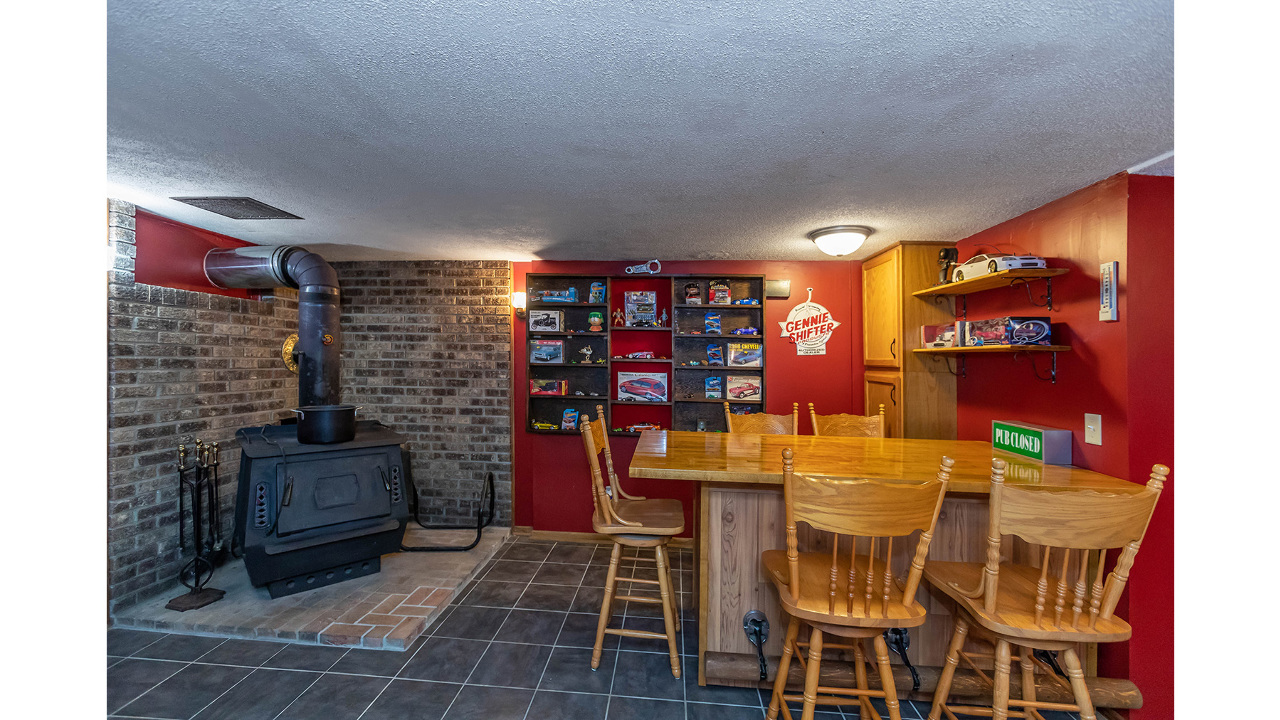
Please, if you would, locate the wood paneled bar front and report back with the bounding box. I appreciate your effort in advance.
[628,430,1144,707]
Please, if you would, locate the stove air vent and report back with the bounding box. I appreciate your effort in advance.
[171,196,303,220]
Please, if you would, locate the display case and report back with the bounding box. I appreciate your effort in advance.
[523,273,766,435]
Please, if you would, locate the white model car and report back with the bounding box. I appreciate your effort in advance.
[951,253,1046,282]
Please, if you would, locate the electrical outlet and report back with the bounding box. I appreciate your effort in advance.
[1084,413,1102,445]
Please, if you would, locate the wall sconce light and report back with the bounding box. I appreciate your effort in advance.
[807,225,874,257]
[512,291,527,319]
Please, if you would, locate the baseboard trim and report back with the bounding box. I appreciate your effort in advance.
[511,526,693,549]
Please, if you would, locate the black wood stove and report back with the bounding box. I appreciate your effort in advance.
[205,245,412,598]
[232,420,409,598]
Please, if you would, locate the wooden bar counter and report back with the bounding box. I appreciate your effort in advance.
[629,430,1143,700]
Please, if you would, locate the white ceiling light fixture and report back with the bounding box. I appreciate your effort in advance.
[807,225,874,257]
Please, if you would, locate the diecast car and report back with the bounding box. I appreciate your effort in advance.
[618,377,667,401]
[951,253,1046,283]
[729,382,760,398]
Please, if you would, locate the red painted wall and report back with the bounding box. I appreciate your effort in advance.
[1120,174,1174,720]
[953,173,1173,718]
[134,210,256,297]
[512,260,863,536]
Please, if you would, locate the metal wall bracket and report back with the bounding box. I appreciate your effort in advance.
[1013,277,1057,311]
[1014,350,1059,383]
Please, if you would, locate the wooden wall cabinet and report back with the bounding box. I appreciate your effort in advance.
[524,273,766,435]
[861,243,957,439]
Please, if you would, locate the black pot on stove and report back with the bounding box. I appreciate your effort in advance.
[291,404,361,444]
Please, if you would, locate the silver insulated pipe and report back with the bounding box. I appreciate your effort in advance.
[204,245,342,408]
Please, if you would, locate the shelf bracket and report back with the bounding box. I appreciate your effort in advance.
[1013,350,1058,383]
[1013,277,1056,311]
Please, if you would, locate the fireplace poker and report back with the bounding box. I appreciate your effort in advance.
[177,444,188,553]
[166,438,226,611]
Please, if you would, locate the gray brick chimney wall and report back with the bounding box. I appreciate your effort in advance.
[332,261,513,529]
[106,201,514,611]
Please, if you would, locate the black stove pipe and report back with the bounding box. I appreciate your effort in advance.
[204,246,341,407]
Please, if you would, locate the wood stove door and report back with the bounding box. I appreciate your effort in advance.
[274,450,395,536]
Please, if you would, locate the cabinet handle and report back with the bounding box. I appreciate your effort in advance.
[890,386,896,406]
[889,339,896,359]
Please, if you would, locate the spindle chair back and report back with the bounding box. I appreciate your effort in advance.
[921,458,1169,720]
[725,401,799,435]
[808,403,886,438]
[762,448,952,720]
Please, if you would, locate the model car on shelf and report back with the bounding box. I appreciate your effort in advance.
[729,347,762,365]
[951,252,1046,282]
[625,351,656,359]
[732,298,759,305]
[728,381,760,399]
[730,327,758,335]
[625,423,662,432]
[530,421,558,430]
[618,377,667,401]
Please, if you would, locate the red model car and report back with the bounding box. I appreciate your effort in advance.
[729,381,760,399]
[619,378,667,401]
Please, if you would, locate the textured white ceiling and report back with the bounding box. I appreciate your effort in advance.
[107,0,1173,262]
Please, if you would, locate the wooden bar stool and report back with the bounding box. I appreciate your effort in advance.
[725,401,799,434]
[763,448,952,720]
[580,406,684,678]
[922,459,1168,720]
[808,403,886,437]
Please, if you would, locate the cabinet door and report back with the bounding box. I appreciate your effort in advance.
[862,248,901,368]
[864,371,902,439]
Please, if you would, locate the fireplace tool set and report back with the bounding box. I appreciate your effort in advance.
[166,440,227,611]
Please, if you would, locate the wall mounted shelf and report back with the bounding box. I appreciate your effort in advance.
[913,268,1069,315]
[913,345,1070,383]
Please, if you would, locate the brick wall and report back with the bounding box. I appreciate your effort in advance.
[107,203,514,610]
[333,261,513,528]
[107,200,299,610]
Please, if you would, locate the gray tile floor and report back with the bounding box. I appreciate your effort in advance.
[108,537,1078,719]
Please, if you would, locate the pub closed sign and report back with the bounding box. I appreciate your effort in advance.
[991,420,1072,465]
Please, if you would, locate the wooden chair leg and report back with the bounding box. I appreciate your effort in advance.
[801,625,824,720]
[767,616,800,720]
[654,543,681,678]
[663,548,681,631]
[1017,645,1037,706]
[992,639,1012,720]
[1060,648,1097,720]
[873,633,903,720]
[929,616,968,720]
[592,542,622,670]
[854,638,878,720]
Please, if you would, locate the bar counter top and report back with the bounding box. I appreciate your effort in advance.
[630,430,1139,495]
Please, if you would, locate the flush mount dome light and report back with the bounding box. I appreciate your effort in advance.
[807,225,874,257]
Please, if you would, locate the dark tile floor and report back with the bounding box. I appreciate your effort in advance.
[108,537,1079,719]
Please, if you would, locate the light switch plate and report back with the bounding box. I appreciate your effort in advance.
[1084,413,1102,445]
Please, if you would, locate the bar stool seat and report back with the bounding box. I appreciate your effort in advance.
[580,406,684,679]
[595,498,684,536]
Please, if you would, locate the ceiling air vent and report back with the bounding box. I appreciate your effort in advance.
[170,196,303,220]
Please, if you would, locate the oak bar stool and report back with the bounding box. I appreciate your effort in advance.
[763,448,953,720]
[725,401,799,434]
[579,406,684,678]
[922,459,1168,720]
[808,403,887,437]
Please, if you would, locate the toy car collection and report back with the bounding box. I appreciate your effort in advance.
[684,283,701,304]
[951,253,1046,283]
[561,408,580,430]
[962,317,1051,346]
[709,279,731,304]
[730,327,758,335]
[533,288,578,303]
[704,376,723,399]
[704,313,722,334]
